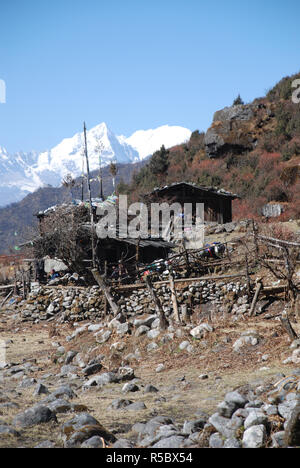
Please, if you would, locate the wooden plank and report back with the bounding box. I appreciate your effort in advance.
[0,284,14,290]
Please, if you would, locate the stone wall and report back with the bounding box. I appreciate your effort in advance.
[15,279,250,323]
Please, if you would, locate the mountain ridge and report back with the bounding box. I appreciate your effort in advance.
[0,123,191,208]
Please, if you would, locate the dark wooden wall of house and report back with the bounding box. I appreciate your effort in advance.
[96,239,170,266]
[147,186,233,224]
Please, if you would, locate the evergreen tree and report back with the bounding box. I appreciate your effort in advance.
[149,145,169,175]
[233,94,244,105]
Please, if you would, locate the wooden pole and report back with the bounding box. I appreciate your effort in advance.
[245,254,251,296]
[283,246,295,300]
[136,237,141,278]
[21,269,26,299]
[92,268,119,316]
[252,219,259,259]
[169,272,180,323]
[183,243,190,275]
[280,314,299,341]
[181,304,188,323]
[83,122,96,269]
[0,289,13,309]
[249,280,263,317]
[13,267,18,296]
[81,148,84,203]
[145,275,168,330]
[104,296,108,316]
[0,284,15,291]
[225,242,231,261]
[103,260,108,315]
[257,235,300,248]
[99,150,104,200]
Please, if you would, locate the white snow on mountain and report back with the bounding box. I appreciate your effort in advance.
[123,125,192,159]
[0,147,41,206]
[34,122,140,188]
[0,123,191,207]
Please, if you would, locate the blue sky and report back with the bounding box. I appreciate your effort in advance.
[0,0,300,153]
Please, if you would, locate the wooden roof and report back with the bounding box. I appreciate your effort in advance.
[144,181,240,199]
[100,236,176,249]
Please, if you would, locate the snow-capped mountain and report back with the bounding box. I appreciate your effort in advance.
[0,123,191,207]
[0,147,41,207]
[34,123,141,188]
[123,125,192,159]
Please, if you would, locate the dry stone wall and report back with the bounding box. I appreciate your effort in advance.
[14,279,250,323]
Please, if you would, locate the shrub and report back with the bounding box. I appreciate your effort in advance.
[258,152,281,172]
[264,179,288,202]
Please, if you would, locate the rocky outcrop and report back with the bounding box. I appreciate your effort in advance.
[204,102,275,158]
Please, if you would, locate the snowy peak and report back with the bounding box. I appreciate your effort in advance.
[0,146,8,158]
[123,125,192,159]
[0,122,191,207]
[35,122,140,187]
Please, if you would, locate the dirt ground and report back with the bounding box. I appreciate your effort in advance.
[0,309,299,448]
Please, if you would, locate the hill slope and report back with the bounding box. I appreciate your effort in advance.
[123,72,300,221]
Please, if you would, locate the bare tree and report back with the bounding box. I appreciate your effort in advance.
[32,205,92,276]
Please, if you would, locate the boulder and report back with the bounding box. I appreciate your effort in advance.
[190,323,213,339]
[61,413,116,448]
[13,405,57,428]
[242,424,266,448]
